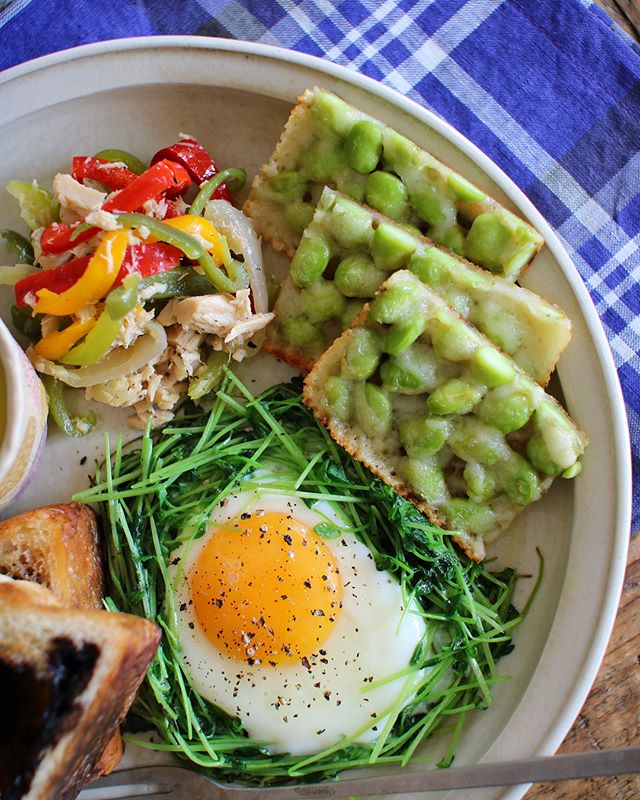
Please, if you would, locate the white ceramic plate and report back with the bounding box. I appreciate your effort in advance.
[0,37,632,800]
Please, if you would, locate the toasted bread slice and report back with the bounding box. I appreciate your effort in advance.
[0,576,160,800]
[0,503,122,777]
[303,271,586,560]
[0,503,104,609]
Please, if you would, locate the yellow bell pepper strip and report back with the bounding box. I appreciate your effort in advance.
[34,229,130,316]
[60,274,140,366]
[117,213,247,293]
[34,317,97,361]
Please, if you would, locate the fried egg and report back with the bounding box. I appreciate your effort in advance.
[169,489,426,755]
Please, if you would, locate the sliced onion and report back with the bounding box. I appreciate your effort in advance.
[0,264,39,285]
[28,320,167,388]
[204,200,268,314]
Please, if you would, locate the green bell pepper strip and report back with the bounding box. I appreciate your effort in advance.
[188,351,229,400]
[189,168,247,216]
[116,213,248,293]
[93,148,147,175]
[1,229,35,264]
[60,274,140,366]
[137,266,219,299]
[41,374,97,437]
[11,305,42,340]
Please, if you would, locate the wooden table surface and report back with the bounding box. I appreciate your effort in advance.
[594,0,640,42]
[525,534,640,799]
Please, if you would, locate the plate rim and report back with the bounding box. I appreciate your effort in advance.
[0,33,633,790]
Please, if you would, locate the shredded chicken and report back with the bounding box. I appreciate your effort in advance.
[84,209,120,231]
[112,306,156,349]
[52,174,106,218]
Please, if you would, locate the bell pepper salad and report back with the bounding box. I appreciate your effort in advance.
[1,136,273,432]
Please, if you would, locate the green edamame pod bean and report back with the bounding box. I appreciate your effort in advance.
[354,381,392,438]
[400,456,448,504]
[384,312,425,356]
[499,455,541,507]
[474,301,524,355]
[399,416,452,458]
[380,360,424,393]
[446,172,487,203]
[526,431,564,476]
[369,282,418,325]
[442,498,497,535]
[334,254,386,298]
[280,316,323,347]
[269,170,308,199]
[329,197,373,249]
[465,211,513,272]
[429,312,481,362]
[290,235,331,288]
[284,201,316,235]
[371,222,417,271]
[300,279,347,323]
[381,129,415,173]
[337,174,367,203]
[365,171,409,220]
[426,378,485,416]
[409,181,452,226]
[463,461,497,502]
[325,376,354,423]
[408,247,455,285]
[448,417,508,465]
[440,224,466,256]
[381,343,440,394]
[344,328,383,380]
[345,120,383,174]
[311,91,354,136]
[469,347,516,388]
[562,461,583,479]
[301,140,346,182]
[477,387,535,434]
[341,300,363,329]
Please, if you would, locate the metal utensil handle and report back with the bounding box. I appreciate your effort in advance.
[271,746,640,798]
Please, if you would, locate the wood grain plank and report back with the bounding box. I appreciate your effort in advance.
[594,0,640,42]
[526,535,640,799]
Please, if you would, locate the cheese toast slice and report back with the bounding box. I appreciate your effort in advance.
[303,271,586,561]
[244,87,543,280]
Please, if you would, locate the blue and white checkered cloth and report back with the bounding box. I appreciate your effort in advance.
[1,0,639,531]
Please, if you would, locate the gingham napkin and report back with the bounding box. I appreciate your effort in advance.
[1,0,639,530]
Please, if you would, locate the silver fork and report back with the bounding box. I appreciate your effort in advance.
[78,746,640,799]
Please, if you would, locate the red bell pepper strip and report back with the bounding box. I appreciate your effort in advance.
[103,159,190,213]
[114,242,182,286]
[150,138,232,202]
[72,156,137,191]
[14,256,91,307]
[161,199,181,219]
[40,223,99,255]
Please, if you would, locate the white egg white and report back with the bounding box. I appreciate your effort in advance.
[169,490,426,755]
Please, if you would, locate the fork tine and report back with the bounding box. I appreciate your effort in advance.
[78,766,176,800]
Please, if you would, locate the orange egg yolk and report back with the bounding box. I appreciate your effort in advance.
[190,510,343,666]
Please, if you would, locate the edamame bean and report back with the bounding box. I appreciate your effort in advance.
[465,211,512,272]
[429,312,481,362]
[526,431,564,476]
[399,416,452,458]
[442,498,497,535]
[426,378,485,416]
[280,316,323,347]
[284,201,316,234]
[365,171,409,220]
[384,312,425,356]
[300,279,347,323]
[477,387,534,433]
[504,242,537,280]
[329,197,373,249]
[311,91,354,136]
[410,182,452,226]
[533,400,584,470]
[408,247,455,285]
[334,253,386,298]
[269,170,307,199]
[448,417,508,465]
[337,174,367,203]
[380,360,424,393]
[341,300,363,329]
[446,172,487,203]
[469,347,516,388]
[369,282,418,324]
[441,224,466,256]
[463,461,497,502]
[344,328,383,380]
[345,120,383,174]
[381,129,415,173]
[400,456,448,504]
[499,455,541,507]
[474,300,524,356]
[371,222,417,271]
[290,235,331,288]
[301,140,345,182]
[354,381,393,438]
[325,376,353,423]
[381,344,441,394]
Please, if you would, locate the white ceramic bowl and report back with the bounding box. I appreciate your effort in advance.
[0,318,48,509]
[0,37,632,799]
